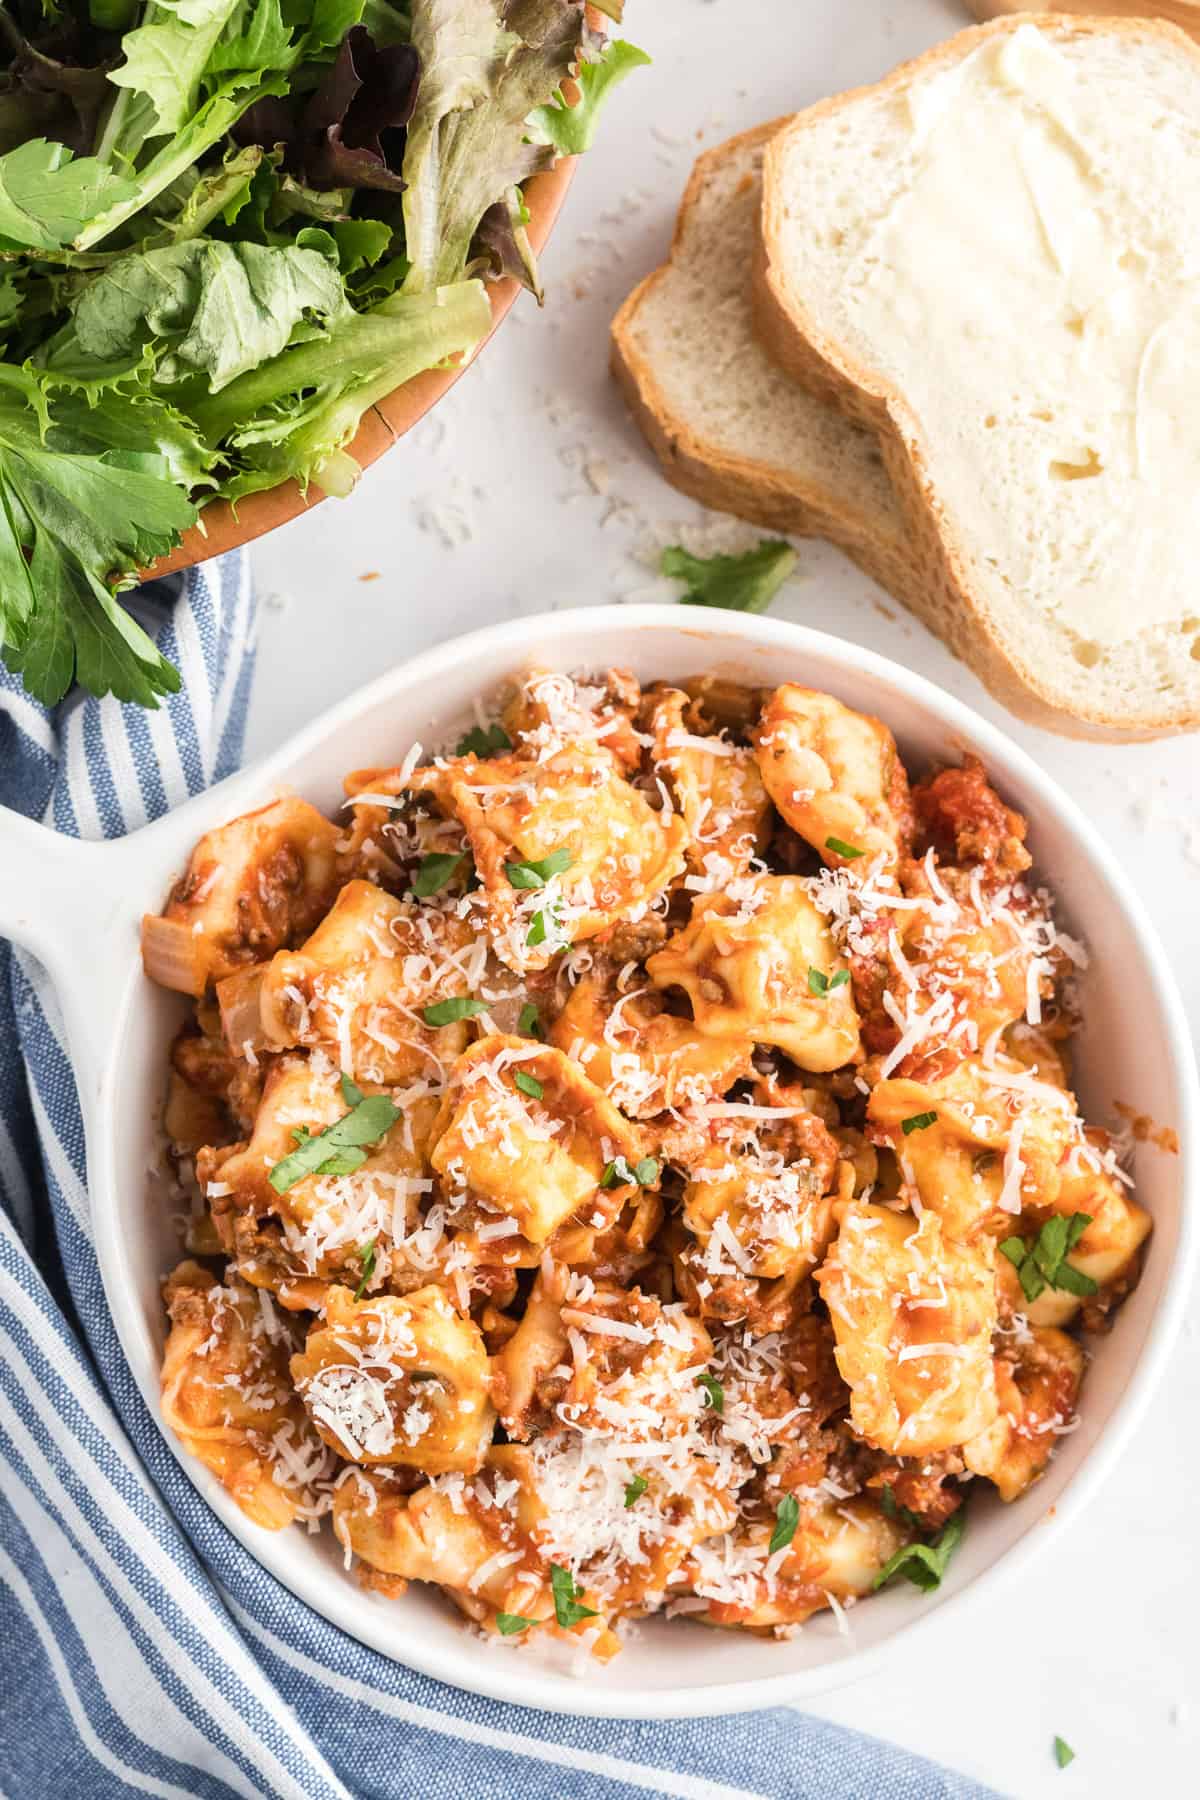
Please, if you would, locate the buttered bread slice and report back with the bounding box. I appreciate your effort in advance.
[611,124,919,608]
[756,15,1200,739]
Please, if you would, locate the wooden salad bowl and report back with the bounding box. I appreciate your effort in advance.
[150,154,577,578]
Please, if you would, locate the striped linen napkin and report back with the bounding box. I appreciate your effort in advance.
[0,556,994,1800]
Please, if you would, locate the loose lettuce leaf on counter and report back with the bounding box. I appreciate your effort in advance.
[528,38,650,156]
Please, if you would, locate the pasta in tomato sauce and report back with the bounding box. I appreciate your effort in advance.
[143,669,1149,1657]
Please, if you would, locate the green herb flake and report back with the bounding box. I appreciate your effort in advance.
[1053,1737,1076,1770]
[768,1494,799,1555]
[872,1508,966,1594]
[808,966,850,997]
[624,1475,648,1508]
[661,538,797,615]
[599,1156,657,1190]
[879,1486,924,1531]
[1000,1213,1097,1306]
[268,1086,402,1195]
[825,836,865,860]
[457,724,511,758]
[496,1611,542,1636]
[696,1373,725,1417]
[506,848,573,889]
[518,1003,542,1038]
[514,1070,544,1101]
[422,996,489,1027]
[549,1563,598,1629]
[902,1111,939,1135]
[353,1238,377,1300]
[413,852,464,897]
[633,1157,660,1186]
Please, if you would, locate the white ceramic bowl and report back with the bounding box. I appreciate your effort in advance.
[2,605,1195,1718]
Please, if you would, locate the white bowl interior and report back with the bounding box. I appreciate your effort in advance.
[97,610,1194,1715]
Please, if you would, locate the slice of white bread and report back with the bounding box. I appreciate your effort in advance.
[610,124,921,607]
[755,14,1200,740]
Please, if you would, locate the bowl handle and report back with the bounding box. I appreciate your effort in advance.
[0,804,145,1091]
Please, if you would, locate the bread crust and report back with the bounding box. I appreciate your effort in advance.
[609,122,924,620]
[753,11,1200,741]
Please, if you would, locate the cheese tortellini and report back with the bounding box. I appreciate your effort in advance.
[147,666,1151,1656]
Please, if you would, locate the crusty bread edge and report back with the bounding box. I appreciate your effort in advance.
[609,122,925,620]
[753,11,1200,742]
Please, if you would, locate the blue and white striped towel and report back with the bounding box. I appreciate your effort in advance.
[0,556,994,1800]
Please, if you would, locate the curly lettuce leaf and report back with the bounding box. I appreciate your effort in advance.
[403,0,584,294]
[69,237,347,390]
[527,38,649,156]
[0,368,203,706]
[106,0,287,143]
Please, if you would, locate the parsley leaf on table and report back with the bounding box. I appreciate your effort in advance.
[661,539,797,614]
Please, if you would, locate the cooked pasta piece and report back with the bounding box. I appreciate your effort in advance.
[428,1036,643,1245]
[649,687,771,885]
[963,1327,1084,1501]
[142,797,342,996]
[1015,1145,1152,1330]
[549,973,752,1118]
[292,1284,494,1473]
[753,686,912,872]
[647,874,861,1071]
[690,1497,909,1632]
[816,1201,998,1455]
[160,1261,331,1528]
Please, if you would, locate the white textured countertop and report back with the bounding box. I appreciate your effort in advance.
[247,2,1200,1793]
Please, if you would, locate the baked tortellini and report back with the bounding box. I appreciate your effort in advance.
[146,666,1151,1655]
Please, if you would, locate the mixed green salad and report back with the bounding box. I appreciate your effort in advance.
[0,0,645,706]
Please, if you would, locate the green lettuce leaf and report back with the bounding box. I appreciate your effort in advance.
[107,0,282,142]
[528,38,650,156]
[0,140,137,251]
[70,238,348,390]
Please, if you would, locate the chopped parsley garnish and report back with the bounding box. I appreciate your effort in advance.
[768,1493,799,1555]
[624,1475,648,1508]
[514,1070,544,1100]
[696,1373,724,1416]
[1053,1737,1076,1770]
[661,538,797,614]
[549,1563,598,1628]
[526,908,553,947]
[422,996,490,1027]
[1000,1213,1097,1305]
[873,1507,965,1594]
[518,1002,542,1038]
[267,1079,402,1194]
[902,1111,939,1135]
[599,1156,660,1189]
[353,1239,377,1300]
[807,966,850,997]
[496,1611,542,1636]
[457,723,511,758]
[825,835,865,860]
[506,847,573,889]
[413,851,464,897]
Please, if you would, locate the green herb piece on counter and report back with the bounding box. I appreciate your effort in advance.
[1000,1213,1097,1306]
[807,967,849,997]
[624,1475,648,1508]
[549,1563,598,1629]
[457,723,512,757]
[695,1373,724,1417]
[661,538,797,614]
[768,1494,799,1555]
[872,1507,965,1594]
[422,996,489,1027]
[353,1238,377,1299]
[518,1002,541,1038]
[413,852,464,897]
[902,1111,938,1135]
[268,1088,402,1193]
[528,39,651,156]
[1053,1737,1076,1770]
[506,848,573,889]
[824,836,865,860]
[514,1070,544,1100]
[496,1611,542,1636]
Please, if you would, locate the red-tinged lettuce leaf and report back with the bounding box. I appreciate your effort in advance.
[473,187,540,299]
[234,25,419,194]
